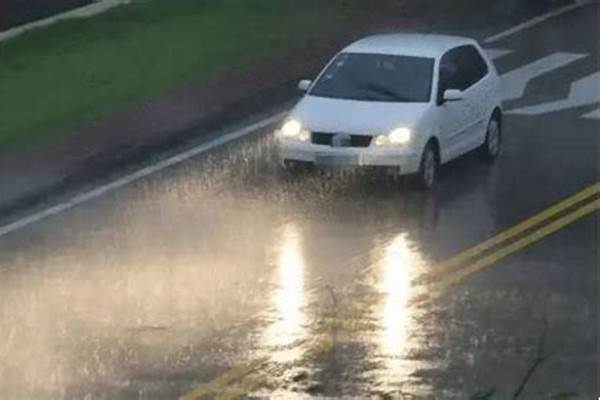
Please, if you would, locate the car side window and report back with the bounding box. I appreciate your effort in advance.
[456,45,489,89]
[438,49,462,100]
[438,45,489,102]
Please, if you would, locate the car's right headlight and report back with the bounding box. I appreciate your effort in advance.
[278,119,310,142]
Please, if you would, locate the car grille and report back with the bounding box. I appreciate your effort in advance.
[311,132,373,148]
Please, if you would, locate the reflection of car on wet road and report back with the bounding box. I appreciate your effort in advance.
[277,33,503,189]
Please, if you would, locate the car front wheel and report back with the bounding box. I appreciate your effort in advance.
[479,117,501,162]
[414,142,439,191]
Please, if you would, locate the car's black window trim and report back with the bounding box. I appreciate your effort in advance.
[438,44,489,98]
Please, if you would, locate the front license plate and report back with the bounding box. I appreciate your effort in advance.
[315,154,359,166]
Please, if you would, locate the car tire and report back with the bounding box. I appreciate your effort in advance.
[479,116,501,162]
[414,142,439,191]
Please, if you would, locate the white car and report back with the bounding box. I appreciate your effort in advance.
[276,33,503,189]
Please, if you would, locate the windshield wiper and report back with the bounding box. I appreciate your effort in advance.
[356,83,409,102]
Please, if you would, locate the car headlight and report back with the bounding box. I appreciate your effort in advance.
[375,127,412,146]
[278,119,310,142]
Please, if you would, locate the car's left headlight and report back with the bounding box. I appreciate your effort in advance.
[278,119,310,142]
[375,127,412,146]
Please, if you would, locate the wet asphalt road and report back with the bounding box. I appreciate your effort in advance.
[0,3,599,400]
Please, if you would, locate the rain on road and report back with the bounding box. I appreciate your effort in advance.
[0,2,598,399]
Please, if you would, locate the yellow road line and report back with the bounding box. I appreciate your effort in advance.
[179,358,268,400]
[431,199,599,293]
[215,373,270,400]
[416,183,600,284]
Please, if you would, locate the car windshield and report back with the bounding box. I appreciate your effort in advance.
[309,52,434,102]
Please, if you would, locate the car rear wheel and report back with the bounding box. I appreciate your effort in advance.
[479,117,501,162]
[414,142,439,191]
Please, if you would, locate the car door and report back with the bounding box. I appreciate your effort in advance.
[455,45,493,150]
[436,47,472,161]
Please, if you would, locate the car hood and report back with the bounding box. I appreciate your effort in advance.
[290,95,430,135]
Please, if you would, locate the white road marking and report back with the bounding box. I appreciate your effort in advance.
[483,0,593,44]
[582,108,600,120]
[0,0,131,43]
[486,49,513,61]
[500,52,586,102]
[507,72,600,116]
[0,2,592,237]
[0,113,286,238]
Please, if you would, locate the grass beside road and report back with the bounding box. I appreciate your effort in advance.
[0,0,351,152]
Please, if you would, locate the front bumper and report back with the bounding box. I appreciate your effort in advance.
[279,141,420,175]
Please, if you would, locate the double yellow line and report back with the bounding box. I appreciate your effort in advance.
[417,182,600,293]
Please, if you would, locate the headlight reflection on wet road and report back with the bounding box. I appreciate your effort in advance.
[380,234,414,357]
[377,233,425,391]
[261,223,308,363]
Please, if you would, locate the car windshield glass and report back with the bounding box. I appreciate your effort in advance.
[309,53,434,102]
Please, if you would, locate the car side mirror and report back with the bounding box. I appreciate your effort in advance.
[443,89,463,102]
[298,79,312,92]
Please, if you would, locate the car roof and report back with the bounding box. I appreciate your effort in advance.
[343,33,477,58]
